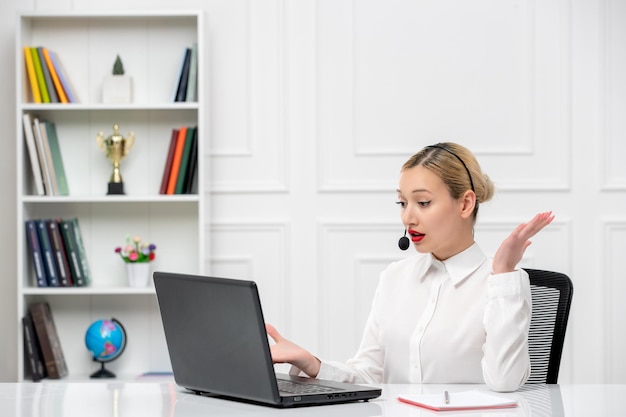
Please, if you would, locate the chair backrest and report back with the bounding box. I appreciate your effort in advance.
[523,269,574,384]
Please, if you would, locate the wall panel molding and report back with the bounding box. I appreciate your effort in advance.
[600,0,626,190]
[210,0,289,193]
[602,220,626,383]
[316,0,572,193]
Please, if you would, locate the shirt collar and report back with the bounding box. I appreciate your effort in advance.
[417,243,487,285]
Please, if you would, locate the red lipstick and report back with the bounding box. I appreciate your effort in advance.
[408,229,425,243]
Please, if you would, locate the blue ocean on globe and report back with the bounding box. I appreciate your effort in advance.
[85,319,126,362]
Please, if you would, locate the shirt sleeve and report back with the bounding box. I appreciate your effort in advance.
[481,269,532,392]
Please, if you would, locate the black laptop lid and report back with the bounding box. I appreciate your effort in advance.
[153,272,281,404]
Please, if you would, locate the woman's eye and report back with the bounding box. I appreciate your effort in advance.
[395,201,406,208]
[418,201,431,207]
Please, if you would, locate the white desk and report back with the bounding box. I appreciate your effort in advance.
[2,381,625,416]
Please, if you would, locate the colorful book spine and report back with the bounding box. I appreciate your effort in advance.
[22,113,45,196]
[166,127,187,194]
[22,315,46,381]
[28,302,68,379]
[30,47,50,103]
[183,127,198,194]
[175,48,191,102]
[175,127,196,194]
[44,122,70,195]
[59,218,85,287]
[42,47,68,103]
[49,51,78,103]
[185,42,198,102]
[171,48,188,101]
[47,219,73,287]
[25,220,48,287]
[159,129,179,194]
[23,47,41,103]
[32,117,54,196]
[36,219,59,287]
[71,218,92,286]
[38,120,59,195]
[36,47,59,103]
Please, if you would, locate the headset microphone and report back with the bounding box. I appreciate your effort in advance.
[398,230,410,251]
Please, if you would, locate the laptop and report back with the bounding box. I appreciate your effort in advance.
[153,272,382,408]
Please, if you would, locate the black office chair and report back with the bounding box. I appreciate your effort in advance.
[523,269,574,384]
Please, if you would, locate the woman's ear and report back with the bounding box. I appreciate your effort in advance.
[459,190,476,219]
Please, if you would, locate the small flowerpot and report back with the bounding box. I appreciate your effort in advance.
[126,262,150,287]
[102,75,133,104]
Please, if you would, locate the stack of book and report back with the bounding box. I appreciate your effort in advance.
[25,218,92,288]
[159,126,198,194]
[22,113,69,196]
[23,46,78,104]
[172,43,198,102]
[22,302,68,381]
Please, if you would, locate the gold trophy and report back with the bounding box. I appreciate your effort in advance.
[96,124,135,195]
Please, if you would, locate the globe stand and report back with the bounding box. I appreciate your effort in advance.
[90,361,116,379]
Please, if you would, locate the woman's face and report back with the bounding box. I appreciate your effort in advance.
[396,165,474,260]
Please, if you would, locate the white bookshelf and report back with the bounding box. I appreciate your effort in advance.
[15,12,206,381]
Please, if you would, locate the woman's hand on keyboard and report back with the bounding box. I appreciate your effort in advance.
[266,323,321,378]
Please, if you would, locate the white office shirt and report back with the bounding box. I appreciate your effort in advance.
[311,243,531,392]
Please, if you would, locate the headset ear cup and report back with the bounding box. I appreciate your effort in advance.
[398,230,410,250]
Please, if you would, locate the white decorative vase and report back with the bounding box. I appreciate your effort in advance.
[102,75,133,104]
[126,262,150,287]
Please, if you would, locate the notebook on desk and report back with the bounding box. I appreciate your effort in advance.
[153,272,382,408]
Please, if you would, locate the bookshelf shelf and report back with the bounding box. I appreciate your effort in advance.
[16,11,205,382]
[23,287,156,296]
[21,195,200,204]
[21,103,200,111]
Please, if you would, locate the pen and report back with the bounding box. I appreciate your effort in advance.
[444,390,449,404]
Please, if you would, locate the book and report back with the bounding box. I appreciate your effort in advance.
[175,126,196,194]
[25,220,48,287]
[159,129,179,194]
[183,127,198,194]
[49,51,78,103]
[71,218,92,286]
[28,302,68,379]
[37,119,60,195]
[37,47,59,103]
[174,48,191,102]
[32,117,55,196]
[44,121,70,195]
[397,390,518,412]
[36,219,59,287]
[171,48,189,101]
[22,113,45,196]
[185,42,198,102]
[30,47,49,103]
[23,47,41,103]
[22,315,46,381]
[59,218,86,287]
[166,127,187,194]
[42,47,69,103]
[47,219,74,287]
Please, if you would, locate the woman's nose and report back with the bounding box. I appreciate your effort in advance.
[400,206,415,227]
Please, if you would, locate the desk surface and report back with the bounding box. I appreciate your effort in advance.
[2,381,625,417]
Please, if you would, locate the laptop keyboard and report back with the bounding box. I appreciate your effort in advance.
[277,379,337,395]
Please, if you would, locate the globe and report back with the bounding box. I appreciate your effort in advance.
[85,318,127,378]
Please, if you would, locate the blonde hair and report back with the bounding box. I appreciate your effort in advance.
[401,142,494,218]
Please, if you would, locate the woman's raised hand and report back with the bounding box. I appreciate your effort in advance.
[492,211,555,274]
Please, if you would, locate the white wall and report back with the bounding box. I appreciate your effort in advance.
[1,0,624,383]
